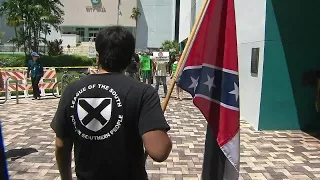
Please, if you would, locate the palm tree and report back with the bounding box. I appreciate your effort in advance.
[0,0,22,49]
[35,0,64,52]
[0,0,64,54]
[130,7,141,37]
[39,0,64,30]
[40,24,51,54]
[6,15,21,43]
[160,40,180,55]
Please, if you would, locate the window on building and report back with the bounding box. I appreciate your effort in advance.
[76,28,85,41]
[175,0,180,41]
[89,33,98,37]
[190,0,196,29]
[88,28,100,31]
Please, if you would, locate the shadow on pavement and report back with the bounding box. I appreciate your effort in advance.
[304,131,320,141]
[182,97,193,100]
[6,148,38,161]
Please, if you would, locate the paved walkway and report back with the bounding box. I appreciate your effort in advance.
[1,95,320,180]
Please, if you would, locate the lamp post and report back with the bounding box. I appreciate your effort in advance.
[117,0,121,25]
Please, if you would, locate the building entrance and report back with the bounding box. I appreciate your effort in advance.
[88,28,103,41]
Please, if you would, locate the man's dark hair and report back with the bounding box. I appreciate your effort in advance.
[95,26,135,72]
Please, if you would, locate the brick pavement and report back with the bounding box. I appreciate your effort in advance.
[0,92,320,179]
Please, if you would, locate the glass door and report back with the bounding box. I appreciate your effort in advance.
[88,28,101,42]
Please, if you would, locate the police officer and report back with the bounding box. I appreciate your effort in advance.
[27,52,44,100]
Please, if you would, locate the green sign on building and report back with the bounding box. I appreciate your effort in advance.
[91,0,100,4]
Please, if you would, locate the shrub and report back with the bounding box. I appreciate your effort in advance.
[0,54,26,67]
[47,39,63,56]
[0,54,95,67]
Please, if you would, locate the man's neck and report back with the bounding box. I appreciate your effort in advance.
[97,68,124,74]
[97,68,109,74]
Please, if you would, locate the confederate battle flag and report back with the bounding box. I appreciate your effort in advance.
[177,0,240,179]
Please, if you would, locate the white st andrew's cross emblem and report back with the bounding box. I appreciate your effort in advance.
[77,98,112,132]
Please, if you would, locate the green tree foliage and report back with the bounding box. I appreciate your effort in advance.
[160,40,181,67]
[130,7,141,37]
[47,39,63,56]
[0,0,64,56]
[160,40,180,55]
[0,54,95,67]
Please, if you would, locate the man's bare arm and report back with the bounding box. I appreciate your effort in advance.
[142,130,172,162]
[55,137,73,180]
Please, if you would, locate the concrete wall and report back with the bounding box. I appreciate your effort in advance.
[196,0,204,16]
[178,0,192,42]
[60,34,79,47]
[60,0,136,27]
[235,0,267,129]
[136,0,175,49]
[259,0,320,131]
[44,27,62,42]
[178,0,205,43]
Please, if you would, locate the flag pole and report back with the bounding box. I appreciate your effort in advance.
[117,0,120,25]
[161,0,210,111]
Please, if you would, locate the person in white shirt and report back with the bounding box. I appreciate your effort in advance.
[153,60,168,97]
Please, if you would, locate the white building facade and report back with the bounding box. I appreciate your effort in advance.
[136,0,176,50]
[47,0,137,47]
[0,0,177,50]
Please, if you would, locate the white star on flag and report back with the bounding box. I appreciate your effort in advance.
[188,76,199,92]
[203,74,215,91]
[229,82,239,101]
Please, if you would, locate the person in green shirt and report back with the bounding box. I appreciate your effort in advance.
[27,52,44,100]
[171,54,183,100]
[140,53,153,84]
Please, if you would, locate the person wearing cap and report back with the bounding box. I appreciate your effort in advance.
[27,52,44,100]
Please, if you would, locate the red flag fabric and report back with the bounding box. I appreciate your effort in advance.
[177,0,239,179]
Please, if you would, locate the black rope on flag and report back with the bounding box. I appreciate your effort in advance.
[201,126,226,180]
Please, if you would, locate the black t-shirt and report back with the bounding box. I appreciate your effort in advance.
[126,54,140,73]
[50,73,170,180]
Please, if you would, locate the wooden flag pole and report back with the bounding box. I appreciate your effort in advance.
[161,0,210,111]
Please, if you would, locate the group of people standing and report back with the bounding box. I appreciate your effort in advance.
[125,52,184,100]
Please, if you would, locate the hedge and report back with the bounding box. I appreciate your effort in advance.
[0,54,95,67]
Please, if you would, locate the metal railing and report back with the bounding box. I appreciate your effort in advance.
[0,76,19,104]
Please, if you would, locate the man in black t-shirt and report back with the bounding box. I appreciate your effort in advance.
[51,26,172,180]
